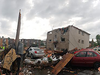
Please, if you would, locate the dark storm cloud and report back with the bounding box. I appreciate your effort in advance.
[0,0,30,21]
[27,0,100,39]
[27,0,67,19]
[27,0,97,26]
[0,20,15,37]
[0,0,31,38]
[0,0,100,39]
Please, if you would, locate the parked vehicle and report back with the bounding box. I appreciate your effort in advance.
[27,47,45,58]
[71,49,100,69]
[74,49,92,54]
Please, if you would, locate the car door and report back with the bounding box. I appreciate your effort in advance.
[71,51,86,66]
[85,51,97,67]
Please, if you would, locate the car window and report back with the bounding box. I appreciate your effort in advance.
[94,49,97,51]
[95,51,100,55]
[34,49,40,51]
[87,51,94,57]
[93,52,97,57]
[76,51,86,57]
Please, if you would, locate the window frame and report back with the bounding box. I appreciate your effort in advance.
[78,39,80,43]
[81,40,84,44]
[49,39,51,42]
[82,32,84,36]
[61,37,65,42]
[86,51,94,57]
[75,51,87,57]
[86,51,97,57]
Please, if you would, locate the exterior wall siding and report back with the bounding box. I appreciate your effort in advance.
[68,26,89,51]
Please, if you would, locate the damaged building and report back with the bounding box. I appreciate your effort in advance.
[46,25,90,51]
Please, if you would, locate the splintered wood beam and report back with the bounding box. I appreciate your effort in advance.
[52,53,74,75]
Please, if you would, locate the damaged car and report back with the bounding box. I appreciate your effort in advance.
[71,50,100,69]
[27,47,45,58]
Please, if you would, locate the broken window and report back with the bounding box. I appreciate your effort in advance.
[82,40,84,44]
[61,37,65,41]
[54,44,56,48]
[49,48,51,50]
[49,39,51,42]
[60,27,68,34]
[55,35,57,38]
[48,31,52,34]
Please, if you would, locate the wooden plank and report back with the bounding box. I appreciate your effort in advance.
[0,38,2,47]
[52,53,74,75]
[52,54,69,73]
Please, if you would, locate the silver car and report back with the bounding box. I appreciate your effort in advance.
[28,47,45,58]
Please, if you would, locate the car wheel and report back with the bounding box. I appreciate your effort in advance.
[94,62,100,69]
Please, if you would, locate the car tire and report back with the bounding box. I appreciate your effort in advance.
[94,62,100,69]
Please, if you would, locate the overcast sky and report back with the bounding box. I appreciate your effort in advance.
[0,0,100,40]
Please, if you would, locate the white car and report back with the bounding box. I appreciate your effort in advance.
[27,47,45,58]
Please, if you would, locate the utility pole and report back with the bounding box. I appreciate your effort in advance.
[15,9,21,75]
[15,9,21,53]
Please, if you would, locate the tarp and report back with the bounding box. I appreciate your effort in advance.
[3,49,17,71]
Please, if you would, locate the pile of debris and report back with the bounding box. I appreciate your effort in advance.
[24,54,63,67]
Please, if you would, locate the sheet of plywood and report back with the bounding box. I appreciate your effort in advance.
[52,53,74,75]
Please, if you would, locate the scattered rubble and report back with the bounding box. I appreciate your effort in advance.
[0,48,100,75]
